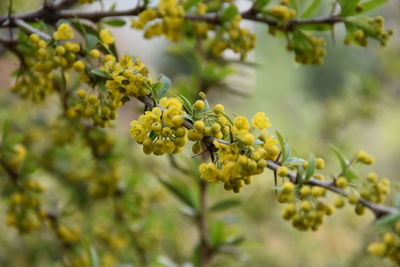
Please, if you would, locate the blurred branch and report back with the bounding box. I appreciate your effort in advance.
[0,3,343,29]
[14,19,51,40]
[0,0,77,27]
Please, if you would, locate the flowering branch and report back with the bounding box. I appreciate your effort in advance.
[0,2,343,29]
[136,94,398,219]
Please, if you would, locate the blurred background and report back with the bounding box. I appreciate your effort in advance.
[0,0,400,266]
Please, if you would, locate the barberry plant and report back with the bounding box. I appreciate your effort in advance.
[0,0,399,266]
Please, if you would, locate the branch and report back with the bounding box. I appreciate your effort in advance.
[0,0,77,27]
[136,94,399,219]
[266,160,399,219]
[14,19,51,40]
[0,4,344,29]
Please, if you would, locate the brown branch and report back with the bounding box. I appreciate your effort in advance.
[266,160,399,219]
[0,0,77,26]
[0,3,344,29]
[198,179,212,266]
[136,94,399,219]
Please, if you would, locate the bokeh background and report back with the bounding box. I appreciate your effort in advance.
[1,0,400,266]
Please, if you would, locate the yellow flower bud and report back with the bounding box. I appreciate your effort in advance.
[214,104,224,114]
[367,242,386,256]
[315,158,325,169]
[76,89,86,99]
[194,120,205,131]
[89,49,101,58]
[73,60,86,72]
[282,181,294,193]
[240,133,254,146]
[335,177,348,189]
[29,34,40,43]
[193,100,205,111]
[277,166,288,177]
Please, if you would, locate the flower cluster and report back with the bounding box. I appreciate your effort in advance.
[67,87,117,128]
[268,5,297,21]
[6,179,45,233]
[199,113,278,193]
[188,101,231,149]
[130,97,187,155]
[103,55,152,106]
[279,180,334,231]
[360,172,391,204]
[211,14,256,60]
[344,16,393,47]
[56,224,81,245]
[131,0,185,42]
[290,32,327,65]
[12,24,85,102]
[368,227,400,265]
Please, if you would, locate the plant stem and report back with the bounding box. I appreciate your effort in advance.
[199,179,211,266]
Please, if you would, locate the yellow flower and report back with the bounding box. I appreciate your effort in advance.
[214,104,225,114]
[356,150,374,165]
[53,24,74,40]
[199,163,219,182]
[277,166,288,177]
[315,157,325,169]
[73,60,85,72]
[129,121,147,143]
[367,242,386,256]
[89,49,100,58]
[232,116,249,134]
[240,133,254,145]
[163,106,182,127]
[100,29,115,46]
[252,112,271,129]
[335,176,348,189]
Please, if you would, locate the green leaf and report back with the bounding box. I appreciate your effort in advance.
[210,221,224,246]
[224,236,245,246]
[86,34,98,50]
[338,0,361,16]
[358,0,388,14]
[103,19,126,27]
[286,157,306,164]
[345,16,384,41]
[178,95,193,114]
[276,131,286,163]
[158,178,196,210]
[330,144,349,173]
[109,3,117,11]
[330,144,359,181]
[152,82,162,92]
[221,4,238,23]
[343,168,359,181]
[157,75,171,99]
[2,120,10,143]
[91,69,112,80]
[210,199,241,212]
[283,143,291,162]
[375,213,400,228]
[182,114,194,122]
[192,244,200,267]
[184,0,202,10]
[71,20,98,36]
[304,153,315,181]
[255,0,271,10]
[84,244,100,267]
[301,0,321,18]
[289,0,300,11]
